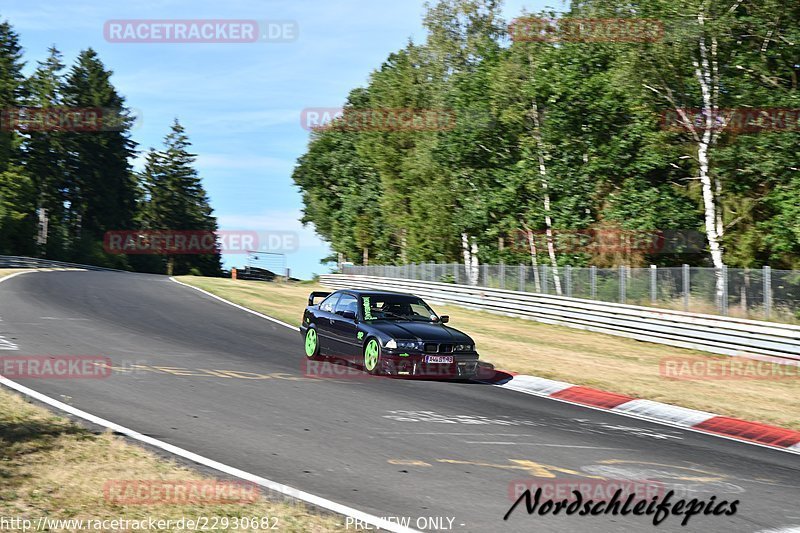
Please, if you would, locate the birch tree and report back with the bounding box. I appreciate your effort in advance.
[626,0,740,299]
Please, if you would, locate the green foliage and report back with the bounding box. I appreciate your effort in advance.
[294,0,799,270]
[0,166,35,255]
[0,19,223,274]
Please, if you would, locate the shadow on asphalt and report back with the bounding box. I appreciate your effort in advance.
[314,357,515,385]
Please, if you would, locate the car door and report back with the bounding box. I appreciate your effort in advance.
[330,292,360,361]
[315,293,340,355]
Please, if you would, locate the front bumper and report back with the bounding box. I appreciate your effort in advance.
[382,351,480,379]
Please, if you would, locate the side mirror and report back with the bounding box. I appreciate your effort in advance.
[342,310,357,320]
[440,315,449,324]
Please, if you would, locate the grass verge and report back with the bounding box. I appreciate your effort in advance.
[176,276,800,431]
[0,387,344,532]
[0,268,31,278]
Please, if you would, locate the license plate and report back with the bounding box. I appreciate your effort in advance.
[425,355,454,364]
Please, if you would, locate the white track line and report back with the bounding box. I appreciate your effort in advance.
[170,277,298,330]
[0,270,37,282]
[0,272,418,533]
[0,271,37,349]
[0,377,418,533]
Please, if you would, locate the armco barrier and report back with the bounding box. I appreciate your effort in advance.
[319,274,800,362]
[0,255,125,272]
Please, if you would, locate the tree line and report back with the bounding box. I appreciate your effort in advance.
[0,18,221,275]
[293,0,799,288]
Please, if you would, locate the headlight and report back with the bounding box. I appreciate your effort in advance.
[455,344,473,352]
[386,340,424,351]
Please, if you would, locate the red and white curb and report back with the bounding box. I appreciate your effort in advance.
[491,374,800,454]
[170,277,800,455]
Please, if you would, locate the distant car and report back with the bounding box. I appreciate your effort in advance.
[300,289,481,379]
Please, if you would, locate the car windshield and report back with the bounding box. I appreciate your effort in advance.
[362,294,438,322]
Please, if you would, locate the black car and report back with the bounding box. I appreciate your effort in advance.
[300,289,481,378]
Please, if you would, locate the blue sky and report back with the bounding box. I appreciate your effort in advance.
[4,0,564,279]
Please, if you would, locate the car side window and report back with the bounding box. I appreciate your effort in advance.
[319,294,340,313]
[409,302,433,319]
[334,294,358,316]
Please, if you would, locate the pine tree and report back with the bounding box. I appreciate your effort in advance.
[22,46,70,258]
[61,48,137,264]
[0,18,25,171]
[0,17,34,255]
[140,120,221,276]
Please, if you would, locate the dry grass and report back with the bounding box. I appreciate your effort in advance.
[177,276,316,327]
[0,268,31,278]
[177,276,800,430]
[0,387,344,532]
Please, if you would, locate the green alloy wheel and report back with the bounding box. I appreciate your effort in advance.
[364,339,381,375]
[305,328,320,359]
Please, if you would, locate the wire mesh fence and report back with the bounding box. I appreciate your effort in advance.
[341,263,800,324]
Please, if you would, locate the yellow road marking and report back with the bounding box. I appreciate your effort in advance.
[389,460,432,466]
[436,459,605,479]
[90,361,317,381]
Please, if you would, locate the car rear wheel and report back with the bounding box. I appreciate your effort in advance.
[364,339,382,375]
[304,326,322,360]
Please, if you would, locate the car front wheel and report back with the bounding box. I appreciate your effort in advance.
[364,339,382,375]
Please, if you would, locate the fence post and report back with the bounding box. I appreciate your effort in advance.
[764,266,771,320]
[481,264,488,287]
[565,265,572,298]
[721,265,728,316]
[453,263,459,285]
[683,264,690,312]
[541,265,548,294]
[411,262,417,280]
[619,265,626,304]
[590,266,597,300]
[650,265,657,304]
[499,261,505,290]
[519,264,525,292]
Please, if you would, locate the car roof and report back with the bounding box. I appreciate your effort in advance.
[332,289,413,298]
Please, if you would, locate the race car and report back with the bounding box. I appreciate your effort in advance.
[300,289,483,378]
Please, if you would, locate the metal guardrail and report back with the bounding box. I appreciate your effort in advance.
[320,274,800,363]
[0,255,126,272]
[343,263,800,323]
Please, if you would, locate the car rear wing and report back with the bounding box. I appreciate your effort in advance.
[308,291,331,306]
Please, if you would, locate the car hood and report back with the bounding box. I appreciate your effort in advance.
[371,321,472,343]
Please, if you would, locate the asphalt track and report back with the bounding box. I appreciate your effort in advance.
[1,270,799,532]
